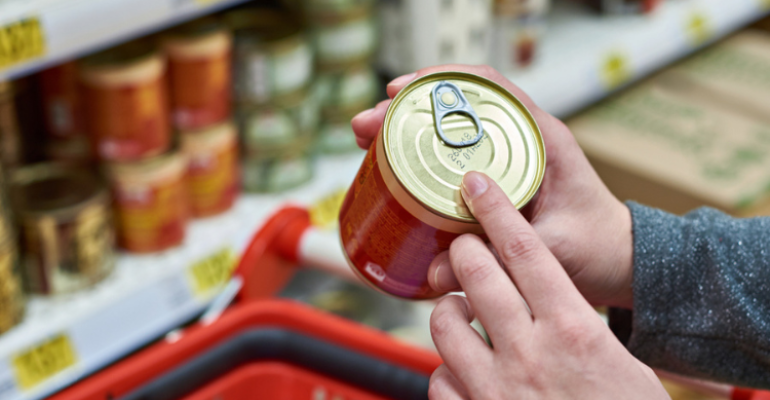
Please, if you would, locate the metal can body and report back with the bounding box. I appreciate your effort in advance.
[0,81,23,168]
[0,165,24,331]
[80,42,170,161]
[227,10,313,106]
[40,62,83,139]
[0,238,24,333]
[242,143,314,193]
[239,91,320,159]
[164,20,232,131]
[310,7,377,71]
[181,121,239,218]
[11,165,115,295]
[107,152,188,253]
[339,72,545,299]
[315,65,378,154]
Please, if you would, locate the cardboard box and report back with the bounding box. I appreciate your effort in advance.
[662,30,770,123]
[569,78,770,216]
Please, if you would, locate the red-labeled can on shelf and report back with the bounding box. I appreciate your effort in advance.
[181,121,239,218]
[164,19,232,130]
[39,61,83,139]
[106,151,188,253]
[339,72,545,299]
[80,41,170,161]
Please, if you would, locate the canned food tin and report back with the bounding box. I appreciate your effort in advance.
[80,41,170,161]
[239,90,320,159]
[181,121,239,218]
[339,72,545,299]
[317,113,362,154]
[0,81,23,168]
[164,19,232,131]
[0,238,24,333]
[39,62,83,139]
[309,6,377,71]
[106,151,188,253]
[225,9,313,106]
[315,64,379,118]
[11,164,115,295]
[242,142,314,193]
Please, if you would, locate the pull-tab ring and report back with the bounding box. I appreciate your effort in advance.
[431,81,484,147]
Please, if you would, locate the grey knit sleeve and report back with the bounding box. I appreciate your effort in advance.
[622,202,770,389]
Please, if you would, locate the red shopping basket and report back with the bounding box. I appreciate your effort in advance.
[49,300,442,400]
[181,362,389,400]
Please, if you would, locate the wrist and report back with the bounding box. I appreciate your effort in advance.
[606,200,634,309]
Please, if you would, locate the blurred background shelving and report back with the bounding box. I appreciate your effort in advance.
[0,0,769,400]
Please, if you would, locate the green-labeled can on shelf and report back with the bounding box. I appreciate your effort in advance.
[238,90,321,159]
[225,9,314,106]
[307,5,377,72]
[315,64,379,118]
[242,141,314,193]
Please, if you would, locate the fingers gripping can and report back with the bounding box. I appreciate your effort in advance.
[339,72,545,299]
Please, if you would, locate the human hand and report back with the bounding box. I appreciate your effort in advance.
[351,64,634,308]
[426,171,669,400]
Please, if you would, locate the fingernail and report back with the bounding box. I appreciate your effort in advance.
[433,260,452,292]
[461,172,488,201]
[388,72,417,88]
[352,108,374,123]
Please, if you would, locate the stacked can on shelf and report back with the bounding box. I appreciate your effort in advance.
[163,18,240,217]
[0,81,24,169]
[225,8,318,192]
[302,1,379,154]
[0,164,24,333]
[39,62,91,164]
[10,164,115,294]
[78,40,188,253]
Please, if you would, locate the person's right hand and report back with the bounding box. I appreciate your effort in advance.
[426,171,669,399]
[351,64,635,308]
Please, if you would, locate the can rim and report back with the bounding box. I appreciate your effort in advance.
[381,71,545,223]
[10,163,109,220]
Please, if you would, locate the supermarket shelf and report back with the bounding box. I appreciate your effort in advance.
[508,0,770,118]
[0,152,366,400]
[0,0,251,80]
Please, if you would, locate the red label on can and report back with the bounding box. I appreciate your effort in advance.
[82,76,170,161]
[40,62,83,139]
[169,52,231,130]
[339,143,457,299]
[113,176,187,253]
[186,139,239,217]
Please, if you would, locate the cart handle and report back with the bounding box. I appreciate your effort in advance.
[120,328,431,400]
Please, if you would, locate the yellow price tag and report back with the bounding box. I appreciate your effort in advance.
[685,11,713,46]
[12,334,77,390]
[188,248,236,296]
[0,17,46,70]
[600,52,631,90]
[309,188,348,230]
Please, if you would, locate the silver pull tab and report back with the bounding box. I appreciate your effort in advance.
[431,81,484,147]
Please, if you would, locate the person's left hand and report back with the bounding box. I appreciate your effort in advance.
[427,171,669,400]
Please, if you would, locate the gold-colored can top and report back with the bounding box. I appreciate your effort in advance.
[383,72,545,222]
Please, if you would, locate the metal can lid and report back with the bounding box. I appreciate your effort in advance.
[79,39,163,86]
[383,72,545,223]
[163,18,232,59]
[10,163,108,220]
